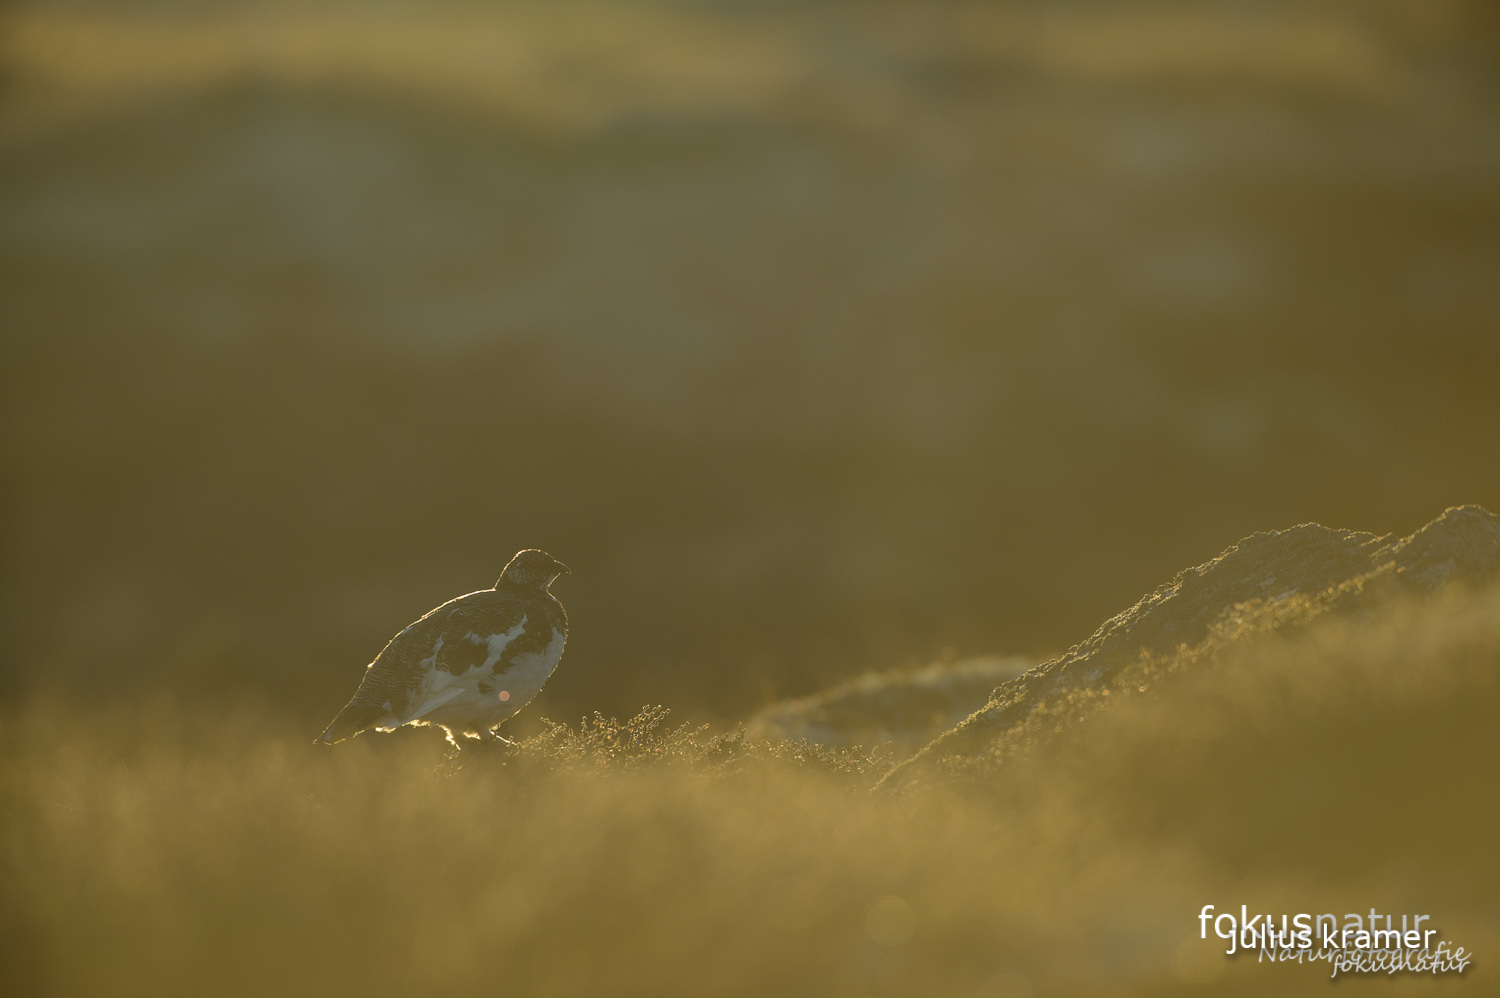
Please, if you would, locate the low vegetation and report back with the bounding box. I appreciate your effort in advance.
[5,583,1497,996]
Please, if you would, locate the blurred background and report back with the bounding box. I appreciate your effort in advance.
[2,0,1498,729]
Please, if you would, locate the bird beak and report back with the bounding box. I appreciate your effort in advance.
[557,562,572,575]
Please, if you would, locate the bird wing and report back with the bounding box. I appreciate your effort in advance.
[427,595,532,677]
[318,588,566,743]
[318,591,517,741]
[381,686,466,729]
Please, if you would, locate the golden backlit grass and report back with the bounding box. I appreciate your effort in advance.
[3,587,1497,996]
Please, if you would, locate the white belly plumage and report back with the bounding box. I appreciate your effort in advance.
[373,621,567,735]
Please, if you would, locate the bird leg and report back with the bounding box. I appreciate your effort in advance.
[476,726,516,747]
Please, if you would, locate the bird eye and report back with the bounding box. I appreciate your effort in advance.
[499,690,511,701]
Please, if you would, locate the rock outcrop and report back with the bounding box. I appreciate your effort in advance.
[878,505,1500,790]
[745,656,1031,749]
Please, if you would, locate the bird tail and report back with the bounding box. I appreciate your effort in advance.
[315,697,385,745]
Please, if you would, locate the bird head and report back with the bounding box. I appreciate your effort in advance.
[496,549,571,591]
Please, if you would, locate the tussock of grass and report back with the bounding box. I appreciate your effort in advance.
[4,587,1499,996]
[494,704,895,783]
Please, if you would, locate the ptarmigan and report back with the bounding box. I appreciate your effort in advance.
[317,549,570,746]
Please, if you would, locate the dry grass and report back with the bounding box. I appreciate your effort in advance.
[4,586,1497,996]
